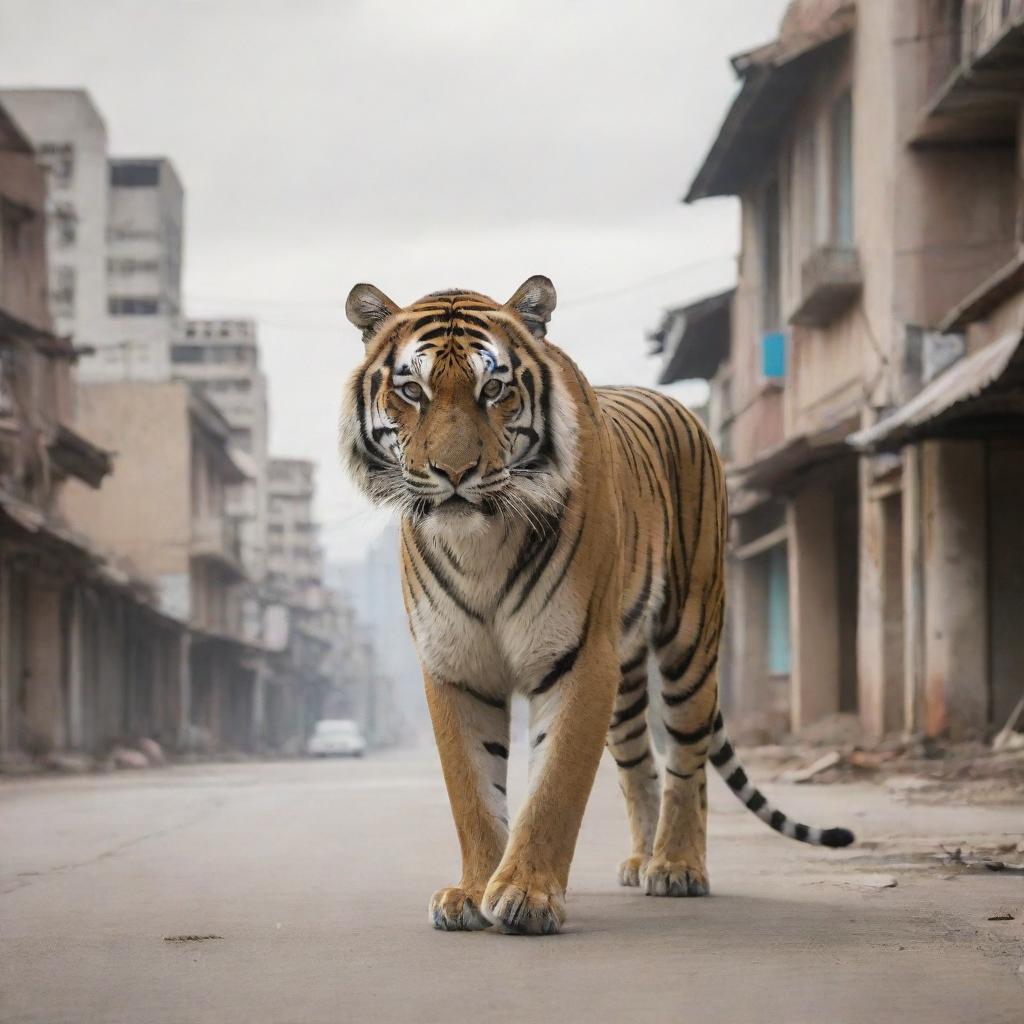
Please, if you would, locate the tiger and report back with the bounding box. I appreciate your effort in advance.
[339,274,854,936]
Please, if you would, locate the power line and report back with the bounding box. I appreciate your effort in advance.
[184,252,738,326]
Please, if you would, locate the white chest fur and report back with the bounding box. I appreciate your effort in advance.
[403,517,587,699]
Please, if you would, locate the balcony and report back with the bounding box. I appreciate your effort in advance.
[191,516,246,579]
[788,246,862,328]
[912,0,1024,145]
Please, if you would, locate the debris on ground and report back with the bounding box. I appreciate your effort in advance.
[855,874,898,890]
[738,713,1024,805]
[137,738,166,765]
[162,935,223,942]
[992,695,1024,753]
[109,746,149,770]
[780,751,843,784]
[987,912,1015,921]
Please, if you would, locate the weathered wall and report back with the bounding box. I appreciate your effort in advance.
[61,381,191,582]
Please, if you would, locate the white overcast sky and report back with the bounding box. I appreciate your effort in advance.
[1,0,787,562]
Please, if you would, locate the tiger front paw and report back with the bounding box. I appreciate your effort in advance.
[481,866,566,935]
[429,886,491,931]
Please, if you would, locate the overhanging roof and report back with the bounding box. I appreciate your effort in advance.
[849,330,1024,451]
[654,288,734,384]
[685,5,854,202]
[48,423,113,489]
[727,416,856,493]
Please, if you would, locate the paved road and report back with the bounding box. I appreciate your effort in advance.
[2,744,1022,1023]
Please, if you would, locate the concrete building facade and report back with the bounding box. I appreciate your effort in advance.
[267,457,324,602]
[0,90,185,383]
[172,318,270,587]
[0,89,110,367]
[0,100,187,762]
[105,157,184,381]
[661,0,1024,741]
[62,380,261,751]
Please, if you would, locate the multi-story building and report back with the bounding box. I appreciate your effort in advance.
[172,319,270,587]
[105,157,184,381]
[267,457,324,602]
[662,0,1024,741]
[0,89,109,368]
[0,100,188,762]
[62,380,262,751]
[0,90,185,383]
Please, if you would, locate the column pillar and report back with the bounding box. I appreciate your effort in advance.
[788,485,840,730]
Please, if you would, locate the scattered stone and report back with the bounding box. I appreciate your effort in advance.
[987,912,1015,921]
[43,752,93,774]
[856,874,898,890]
[110,746,148,770]
[137,738,165,765]
[848,749,899,770]
[992,696,1024,752]
[163,934,223,942]
[781,751,843,784]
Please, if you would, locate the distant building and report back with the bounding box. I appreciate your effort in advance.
[0,89,110,365]
[172,319,270,586]
[267,457,324,602]
[664,0,1024,741]
[62,380,261,751]
[0,90,184,382]
[0,99,187,761]
[105,157,184,380]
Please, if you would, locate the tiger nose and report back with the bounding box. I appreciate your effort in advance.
[430,460,476,488]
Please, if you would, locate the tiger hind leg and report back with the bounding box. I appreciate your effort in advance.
[643,623,720,898]
[606,647,661,887]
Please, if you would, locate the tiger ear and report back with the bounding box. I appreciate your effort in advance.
[505,275,557,339]
[346,283,400,344]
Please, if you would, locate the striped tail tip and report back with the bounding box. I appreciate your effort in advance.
[820,827,855,848]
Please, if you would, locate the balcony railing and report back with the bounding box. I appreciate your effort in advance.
[191,515,245,576]
[913,0,1024,144]
[788,246,862,328]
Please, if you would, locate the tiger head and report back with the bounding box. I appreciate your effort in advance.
[340,276,578,532]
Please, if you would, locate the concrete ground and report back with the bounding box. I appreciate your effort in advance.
[2,744,1022,1024]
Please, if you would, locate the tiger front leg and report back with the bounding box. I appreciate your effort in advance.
[481,639,618,935]
[424,671,511,931]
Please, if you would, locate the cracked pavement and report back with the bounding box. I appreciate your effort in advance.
[2,746,1022,1023]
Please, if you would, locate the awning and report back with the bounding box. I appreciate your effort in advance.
[727,415,856,493]
[850,330,1024,451]
[654,288,734,384]
[48,423,112,489]
[685,3,854,202]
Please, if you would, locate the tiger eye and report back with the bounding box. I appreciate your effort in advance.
[400,381,423,402]
[482,379,505,400]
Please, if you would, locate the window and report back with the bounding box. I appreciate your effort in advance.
[108,296,159,315]
[51,266,75,318]
[110,162,160,187]
[831,92,854,246]
[172,345,204,363]
[107,257,160,276]
[54,204,76,247]
[760,178,781,333]
[38,142,73,188]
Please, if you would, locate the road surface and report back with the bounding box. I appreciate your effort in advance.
[2,745,1022,1023]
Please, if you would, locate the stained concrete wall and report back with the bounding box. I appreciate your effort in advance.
[61,381,191,582]
[921,440,988,738]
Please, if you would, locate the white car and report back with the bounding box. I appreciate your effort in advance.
[307,719,367,758]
